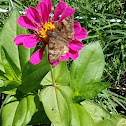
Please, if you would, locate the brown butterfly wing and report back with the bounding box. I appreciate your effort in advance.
[48,36,69,63]
[47,15,74,63]
[54,15,74,42]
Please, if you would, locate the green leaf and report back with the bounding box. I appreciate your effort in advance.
[0,80,20,94]
[28,110,50,125]
[39,85,72,126]
[114,115,126,126]
[18,44,30,71]
[28,102,50,125]
[0,96,19,126]
[81,100,118,126]
[0,70,6,80]
[1,93,38,126]
[0,46,22,95]
[54,61,70,86]
[19,52,50,94]
[0,9,21,69]
[40,70,52,86]
[1,46,21,80]
[0,70,5,77]
[0,80,4,87]
[74,82,111,100]
[0,9,30,70]
[41,61,70,86]
[70,42,105,100]
[57,86,73,104]
[70,103,94,126]
[95,118,118,126]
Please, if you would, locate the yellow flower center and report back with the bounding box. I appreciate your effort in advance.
[40,22,55,42]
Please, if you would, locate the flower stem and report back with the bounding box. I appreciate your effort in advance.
[50,65,56,87]
[45,46,56,87]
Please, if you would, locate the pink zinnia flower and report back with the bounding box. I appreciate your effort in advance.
[14,0,87,66]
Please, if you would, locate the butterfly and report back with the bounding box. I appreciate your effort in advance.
[46,15,74,63]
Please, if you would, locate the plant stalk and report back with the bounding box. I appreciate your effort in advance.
[45,46,56,86]
[50,65,56,87]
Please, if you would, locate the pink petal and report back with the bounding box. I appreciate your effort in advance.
[68,40,83,51]
[14,34,39,48]
[60,53,69,61]
[17,16,37,30]
[74,21,81,34]
[50,60,60,66]
[30,44,46,64]
[52,1,67,22]
[14,35,26,46]
[42,0,52,14]
[37,2,49,23]
[26,7,41,26]
[74,28,87,39]
[58,6,75,24]
[23,35,40,48]
[68,49,79,60]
